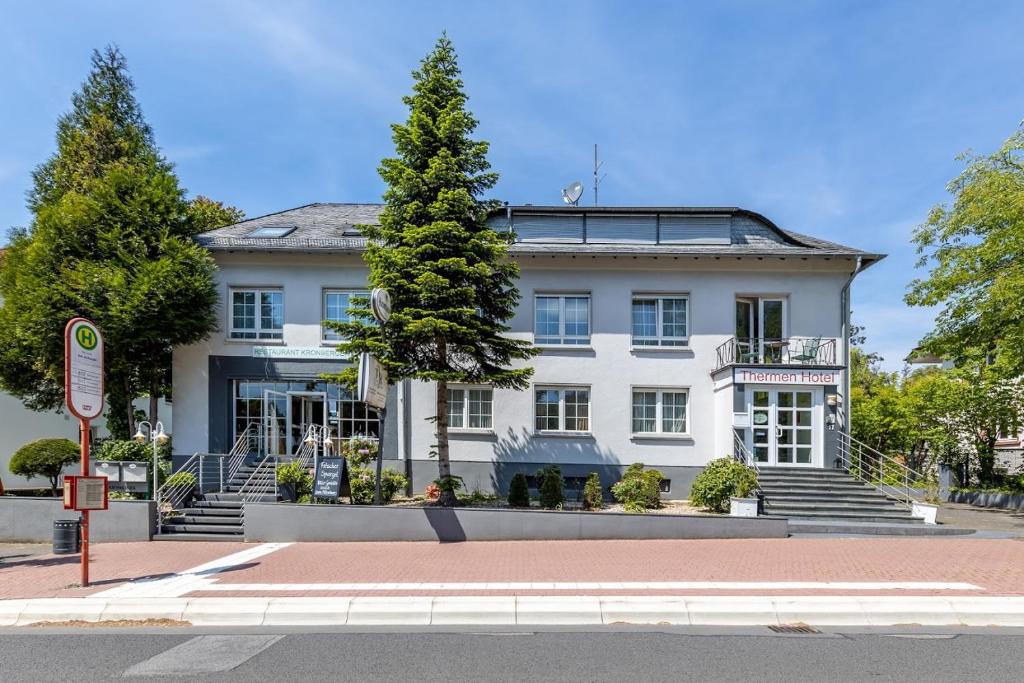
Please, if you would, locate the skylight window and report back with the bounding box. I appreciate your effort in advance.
[248,226,295,238]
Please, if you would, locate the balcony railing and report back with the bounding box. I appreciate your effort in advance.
[715,336,837,370]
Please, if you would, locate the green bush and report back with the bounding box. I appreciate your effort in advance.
[349,466,409,505]
[339,437,379,467]
[507,473,530,508]
[276,461,313,498]
[689,457,758,513]
[582,472,603,510]
[8,438,79,495]
[537,465,565,509]
[611,463,664,512]
[164,470,197,491]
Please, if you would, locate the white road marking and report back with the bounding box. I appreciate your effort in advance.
[194,580,983,592]
[122,635,283,676]
[92,543,292,598]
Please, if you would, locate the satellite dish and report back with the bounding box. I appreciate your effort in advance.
[561,181,584,206]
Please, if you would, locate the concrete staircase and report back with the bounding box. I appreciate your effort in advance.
[759,467,924,526]
[160,460,276,539]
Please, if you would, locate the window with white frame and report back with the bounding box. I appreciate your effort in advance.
[447,387,493,430]
[323,289,368,342]
[535,386,591,432]
[631,388,689,435]
[230,288,283,340]
[534,294,590,345]
[631,295,689,346]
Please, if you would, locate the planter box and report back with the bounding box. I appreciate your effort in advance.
[948,490,1024,511]
[911,501,938,525]
[243,502,788,542]
[0,497,155,542]
[730,497,758,518]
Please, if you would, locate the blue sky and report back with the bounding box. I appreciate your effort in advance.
[2,0,1023,370]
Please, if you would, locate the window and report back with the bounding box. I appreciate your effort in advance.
[534,294,590,345]
[230,288,283,340]
[535,386,590,432]
[247,226,295,238]
[632,295,688,346]
[631,388,689,435]
[323,289,368,341]
[447,387,493,430]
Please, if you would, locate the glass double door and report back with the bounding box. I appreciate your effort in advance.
[263,390,327,456]
[749,387,817,467]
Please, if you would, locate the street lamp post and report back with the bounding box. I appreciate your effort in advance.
[133,421,169,504]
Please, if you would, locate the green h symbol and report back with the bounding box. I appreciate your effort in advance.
[76,326,97,350]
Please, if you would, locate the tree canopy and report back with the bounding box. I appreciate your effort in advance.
[8,438,80,495]
[0,46,240,438]
[906,125,1024,375]
[326,36,538,505]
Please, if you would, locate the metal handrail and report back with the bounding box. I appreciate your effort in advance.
[714,336,838,370]
[153,452,232,534]
[239,454,279,505]
[732,429,760,475]
[836,432,935,510]
[226,422,260,481]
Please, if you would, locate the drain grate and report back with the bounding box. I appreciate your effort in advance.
[768,624,821,634]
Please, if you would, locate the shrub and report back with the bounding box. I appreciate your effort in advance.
[8,438,79,495]
[95,439,148,462]
[349,466,409,505]
[507,473,530,508]
[338,437,379,467]
[689,457,758,513]
[582,472,603,510]
[276,461,313,498]
[164,470,197,491]
[611,463,664,512]
[537,465,565,509]
[432,475,464,504]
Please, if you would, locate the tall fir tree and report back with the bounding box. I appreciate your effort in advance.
[328,36,538,505]
[0,46,241,438]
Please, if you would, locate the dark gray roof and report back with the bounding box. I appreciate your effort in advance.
[195,202,883,265]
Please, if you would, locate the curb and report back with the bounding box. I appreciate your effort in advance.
[3,596,1024,627]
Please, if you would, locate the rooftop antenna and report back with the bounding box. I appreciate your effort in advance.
[561,180,584,206]
[593,143,606,205]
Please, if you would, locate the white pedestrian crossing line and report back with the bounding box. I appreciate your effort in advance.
[122,635,283,677]
[195,580,983,592]
[92,543,292,598]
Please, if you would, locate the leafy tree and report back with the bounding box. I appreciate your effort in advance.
[906,125,1024,375]
[187,196,245,232]
[326,36,538,506]
[0,46,239,439]
[9,438,79,495]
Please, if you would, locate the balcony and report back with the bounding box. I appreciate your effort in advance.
[714,336,838,371]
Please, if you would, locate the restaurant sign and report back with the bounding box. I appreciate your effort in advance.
[733,367,840,385]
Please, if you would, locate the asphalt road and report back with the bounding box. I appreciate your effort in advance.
[2,626,1024,682]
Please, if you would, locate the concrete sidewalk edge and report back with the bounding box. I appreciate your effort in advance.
[3,596,1024,628]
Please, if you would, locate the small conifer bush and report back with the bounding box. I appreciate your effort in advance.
[507,473,530,508]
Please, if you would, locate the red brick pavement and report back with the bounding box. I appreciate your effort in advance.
[0,541,250,599]
[2,538,1023,601]
[201,538,1024,597]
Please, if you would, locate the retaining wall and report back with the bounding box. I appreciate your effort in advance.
[243,502,788,542]
[0,497,155,543]
[948,490,1024,511]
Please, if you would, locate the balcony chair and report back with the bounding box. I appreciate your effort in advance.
[791,337,822,364]
[736,340,761,364]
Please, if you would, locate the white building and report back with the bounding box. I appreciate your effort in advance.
[172,203,882,497]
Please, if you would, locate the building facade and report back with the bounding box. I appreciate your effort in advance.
[172,203,882,497]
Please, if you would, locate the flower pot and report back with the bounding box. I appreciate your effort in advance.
[730,497,758,518]
[911,501,938,525]
[278,482,297,503]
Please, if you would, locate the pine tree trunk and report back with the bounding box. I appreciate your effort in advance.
[125,376,136,438]
[435,376,457,506]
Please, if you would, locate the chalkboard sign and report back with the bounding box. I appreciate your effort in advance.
[313,458,345,499]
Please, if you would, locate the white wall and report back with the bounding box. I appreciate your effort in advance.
[170,250,854,468]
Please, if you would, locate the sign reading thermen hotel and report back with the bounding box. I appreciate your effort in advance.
[733,367,840,385]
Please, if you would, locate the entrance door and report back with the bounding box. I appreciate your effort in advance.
[748,387,818,467]
[263,389,288,457]
[289,392,327,455]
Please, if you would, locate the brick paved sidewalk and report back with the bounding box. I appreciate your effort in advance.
[3,537,1023,601]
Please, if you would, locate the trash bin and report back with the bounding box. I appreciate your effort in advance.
[53,518,80,555]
